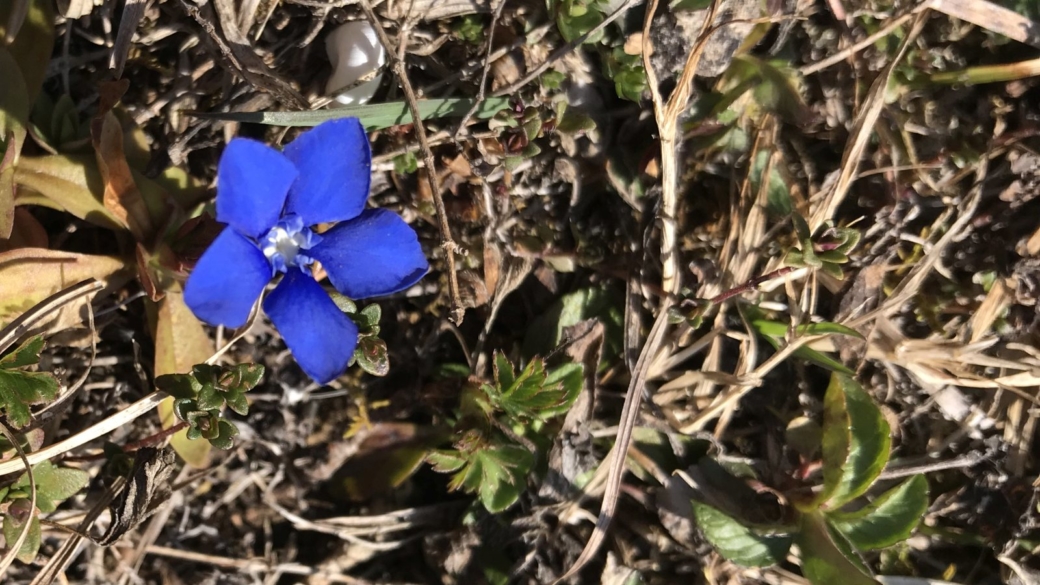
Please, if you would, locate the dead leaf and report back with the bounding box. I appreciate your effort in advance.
[14,154,124,231]
[91,81,156,246]
[0,208,48,253]
[0,248,129,331]
[95,446,176,545]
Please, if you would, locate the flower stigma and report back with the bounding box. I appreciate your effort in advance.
[261,215,322,273]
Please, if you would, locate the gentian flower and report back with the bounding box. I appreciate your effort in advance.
[184,118,428,384]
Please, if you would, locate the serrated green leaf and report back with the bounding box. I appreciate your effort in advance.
[189,97,511,129]
[796,512,879,585]
[494,352,516,391]
[817,374,891,510]
[3,507,41,563]
[442,444,533,512]
[0,369,59,427]
[538,363,584,418]
[427,450,467,473]
[481,476,523,513]
[13,461,89,513]
[828,474,928,550]
[0,335,44,369]
[487,356,583,421]
[691,501,793,567]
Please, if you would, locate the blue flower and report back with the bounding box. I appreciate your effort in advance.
[184,118,428,384]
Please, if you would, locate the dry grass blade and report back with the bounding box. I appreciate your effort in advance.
[555,302,672,582]
[808,10,929,231]
[357,0,466,324]
[0,421,37,577]
[0,392,167,478]
[109,0,147,78]
[928,0,1040,49]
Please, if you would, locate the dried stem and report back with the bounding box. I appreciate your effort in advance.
[357,0,466,324]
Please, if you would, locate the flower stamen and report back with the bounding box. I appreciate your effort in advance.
[261,215,321,273]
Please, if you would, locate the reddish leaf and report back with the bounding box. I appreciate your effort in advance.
[90,81,156,246]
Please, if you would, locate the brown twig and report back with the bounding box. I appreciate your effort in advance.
[452,0,507,139]
[357,0,466,324]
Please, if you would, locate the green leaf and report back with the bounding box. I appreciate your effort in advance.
[0,0,54,102]
[2,506,41,563]
[0,369,58,428]
[539,362,584,417]
[0,47,29,239]
[13,154,125,231]
[796,512,879,585]
[817,374,891,510]
[188,97,511,129]
[155,373,202,400]
[354,336,390,377]
[751,319,863,340]
[485,357,583,421]
[210,420,239,450]
[13,461,90,513]
[427,450,467,473]
[522,286,624,361]
[828,474,929,550]
[443,444,533,513]
[691,501,793,567]
[751,320,855,376]
[356,303,381,331]
[0,335,44,369]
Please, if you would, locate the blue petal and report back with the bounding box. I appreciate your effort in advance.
[263,268,359,384]
[310,209,428,299]
[217,138,298,238]
[185,229,272,328]
[283,118,372,226]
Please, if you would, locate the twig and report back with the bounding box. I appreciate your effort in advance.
[554,299,673,582]
[452,0,507,139]
[357,0,466,324]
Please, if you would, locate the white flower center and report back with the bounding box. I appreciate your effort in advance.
[261,215,321,273]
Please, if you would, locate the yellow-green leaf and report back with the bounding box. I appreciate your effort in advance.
[151,287,213,467]
[796,512,879,585]
[817,374,891,510]
[0,248,130,330]
[14,154,125,231]
[0,0,54,102]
